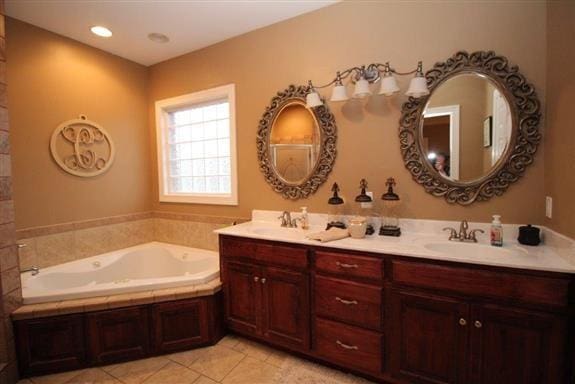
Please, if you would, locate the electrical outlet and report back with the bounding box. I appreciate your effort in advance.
[545,196,553,219]
[361,191,374,209]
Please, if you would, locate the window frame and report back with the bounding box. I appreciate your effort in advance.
[155,84,238,205]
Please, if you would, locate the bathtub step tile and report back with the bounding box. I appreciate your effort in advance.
[57,299,88,315]
[81,296,110,312]
[221,356,280,384]
[188,345,245,382]
[152,288,178,303]
[32,301,60,318]
[129,291,154,306]
[103,356,170,384]
[11,304,36,320]
[141,362,200,384]
[107,293,135,309]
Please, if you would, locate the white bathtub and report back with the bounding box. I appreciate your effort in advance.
[21,242,220,304]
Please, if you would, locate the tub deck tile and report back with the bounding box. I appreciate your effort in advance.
[81,296,109,312]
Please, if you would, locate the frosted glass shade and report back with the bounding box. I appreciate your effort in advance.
[330,84,349,102]
[352,78,371,99]
[379,75,400,96]
[306,91,323,108]
[405,76,430,97]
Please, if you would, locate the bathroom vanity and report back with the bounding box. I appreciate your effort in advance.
[218,223,575,384]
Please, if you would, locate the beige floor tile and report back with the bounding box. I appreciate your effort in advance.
[142,362,200,384]
[192,376,218,384]
[265,350,293,369]
[221,356,280,384]
[16,380,34,384]
[217,334,241,349]
[189,345,245,382]
[104,356,170,384]
[233,339,274,362]
[167,347,208,367]
[65,368,120,384]
[29,369,86,384]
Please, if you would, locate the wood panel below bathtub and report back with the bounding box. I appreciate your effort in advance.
[86,306,150,365]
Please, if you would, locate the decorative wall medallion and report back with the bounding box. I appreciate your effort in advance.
[50,115,115,177]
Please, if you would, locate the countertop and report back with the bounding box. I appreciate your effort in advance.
[215,219,575,274]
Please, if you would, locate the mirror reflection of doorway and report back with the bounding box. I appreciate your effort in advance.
[422,105,460,179]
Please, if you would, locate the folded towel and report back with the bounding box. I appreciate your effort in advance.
[306,227,349,243]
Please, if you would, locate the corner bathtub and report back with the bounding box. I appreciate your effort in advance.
[21,242,220,304]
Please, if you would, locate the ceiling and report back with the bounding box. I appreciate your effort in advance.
[5,0,337,66]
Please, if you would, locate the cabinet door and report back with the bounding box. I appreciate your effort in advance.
[470,304,567,384]
[15,315,86,376]
[222,261,261,335]
[389,290,469,384]
[262,266,310,350]
[152,299,209,354]
[87,306,149,364]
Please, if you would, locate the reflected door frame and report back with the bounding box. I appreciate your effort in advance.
[424,105,461,180]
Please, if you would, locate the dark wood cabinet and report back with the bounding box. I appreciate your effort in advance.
[389,290,468,384]
[262,266,309,350]
[152,299,210,354]
[15,314,86,376]
[220,237,310,351]
[87,306,150,364]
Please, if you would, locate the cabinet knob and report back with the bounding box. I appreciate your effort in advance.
[336,340,359,351]
[474,320,483,329]
[335,296,358,305]
[261,278,266,284]
[335,261,359,269]
[253,276,259,282]
[459,318,467,326]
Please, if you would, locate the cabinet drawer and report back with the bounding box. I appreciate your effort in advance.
[391,260,571,307]
[315,276,382,330]
[315,317,382,374]
[221,237,308,270]
[315,251,383,281]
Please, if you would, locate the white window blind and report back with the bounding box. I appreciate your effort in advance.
[155,84,237,205]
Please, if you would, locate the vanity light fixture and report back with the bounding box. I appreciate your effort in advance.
[90,26,113,38]
[305,61,429,108]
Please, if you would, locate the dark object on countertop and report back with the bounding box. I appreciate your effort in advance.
[366,224,375,236]
[518,224,540,246]
[326,221,347,230]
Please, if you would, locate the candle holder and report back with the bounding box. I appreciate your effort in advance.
[326,183,346,230]
[379,177,401,237]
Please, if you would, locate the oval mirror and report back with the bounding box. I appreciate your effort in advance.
[270,101,320,184]
[421,73,512,182]
[257,85,337,199]
[399,51,541,205]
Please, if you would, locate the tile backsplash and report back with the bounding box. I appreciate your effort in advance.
[16,212,246,270]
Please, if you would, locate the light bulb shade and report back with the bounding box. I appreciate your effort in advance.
[405,76,430,97]
[306,91,323,108]
[330,84,349,102]
[352,78,372,99]
[379,75,400,96]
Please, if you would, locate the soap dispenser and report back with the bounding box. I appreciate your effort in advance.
[490,215,503,247]
[300,207,310,230]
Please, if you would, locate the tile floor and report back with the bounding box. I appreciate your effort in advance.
[17,335,375,384]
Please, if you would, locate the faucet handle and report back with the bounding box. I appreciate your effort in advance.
[443,227,458,240]
[467,229,485,242]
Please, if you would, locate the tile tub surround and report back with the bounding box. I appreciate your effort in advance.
[16,212,248,270]
[16,335,374,384]
[11,278,221,321]
[216,210,575,273]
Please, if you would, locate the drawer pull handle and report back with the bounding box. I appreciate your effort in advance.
[261,278,267,284]
[253,276,259,282]
[336,340,359,351]
[335,297,358,305]
[459,318,467,326]
[336,261,359,269]
[474,320,482,329]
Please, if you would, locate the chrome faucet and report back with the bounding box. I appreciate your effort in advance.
[21,266,39,276]
[278,211,298,228]
[443,220,484,243]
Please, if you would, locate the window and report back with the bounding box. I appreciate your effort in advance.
[155,84,237,205]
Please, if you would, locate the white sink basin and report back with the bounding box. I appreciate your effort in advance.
[248,226,307,240]
[423,242,528,260]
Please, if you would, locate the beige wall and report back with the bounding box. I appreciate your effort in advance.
[149,1,547,224]
[6,19,151,229]
[545,2,575,239]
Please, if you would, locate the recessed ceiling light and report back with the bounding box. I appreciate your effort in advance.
[91,26,113,38]
[148,33,170,43]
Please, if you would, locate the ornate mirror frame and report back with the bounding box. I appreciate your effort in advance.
[257,85,337,199]
[399,51,541,205]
